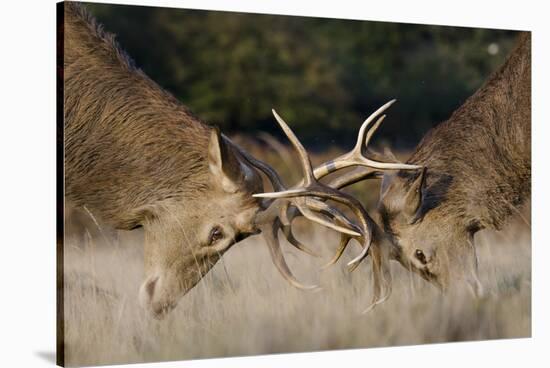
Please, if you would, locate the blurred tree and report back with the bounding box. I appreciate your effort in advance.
[86,3,517,149]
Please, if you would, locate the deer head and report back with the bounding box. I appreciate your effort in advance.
[141,100,420,318]
[376,168,483,296]
[139,128,264,318]
[370,33,531,298]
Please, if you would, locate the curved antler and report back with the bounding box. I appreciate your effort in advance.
[254,109,377,271]
[311,100,421,180]
[246,101,420,311]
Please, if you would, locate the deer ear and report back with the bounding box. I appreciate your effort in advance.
[404,167,427,218]
[208,127,243,193]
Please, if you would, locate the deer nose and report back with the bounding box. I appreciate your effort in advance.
[150,300,177,319]
[139,275,176,319]
[139,275,158,306]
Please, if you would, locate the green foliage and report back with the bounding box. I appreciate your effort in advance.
[86,3,517,149]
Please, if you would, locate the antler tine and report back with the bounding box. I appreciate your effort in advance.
[293,187,379,273]
[281,199,362,261]
[296,203,361,237]
[277,202,318,256]
[310,100,421,181]
[321,234,352,269]
[271,109,316,186]
[317,170,381,270]
[281,224,319,257]
[362,243,392,314]
[301,198,361,234]
[259,219,321,291]
[351,112,422,171]
[279,200,362,260]
[327,167,382,190]
[286,196,367,270]
[256,184,375,265]
[254,188,310,199]
[352,99,395,154]
[347,236,372,269]
[252,110,318,200]
[279,198,360,257]
[359,114,420,170]
[364,114,386,148]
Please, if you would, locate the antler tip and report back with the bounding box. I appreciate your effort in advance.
[361,304,377,314]
[253,188,308,199]
[271,108,284,122]
[295,283,323,292]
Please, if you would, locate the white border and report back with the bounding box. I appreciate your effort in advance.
[1,0,547,367]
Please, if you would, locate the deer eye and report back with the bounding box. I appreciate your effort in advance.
[207,226,224,245]
[415,249,427,265]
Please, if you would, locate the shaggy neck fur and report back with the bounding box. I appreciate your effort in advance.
[406,33,531,231]
[63,3,213,229]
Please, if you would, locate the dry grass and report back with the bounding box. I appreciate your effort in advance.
[62,208,530,366]
[62,141,530,366]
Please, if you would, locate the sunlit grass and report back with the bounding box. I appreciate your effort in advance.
[62,143,530,366]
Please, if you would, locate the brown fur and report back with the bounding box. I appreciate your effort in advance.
[64,2,212,229]
[378,33,531,290]
[407,32,530,230]
[62,2,263,318]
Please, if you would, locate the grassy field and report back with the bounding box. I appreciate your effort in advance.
[62,202,531,367]
[62,140,530,366]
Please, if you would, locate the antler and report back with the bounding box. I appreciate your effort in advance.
[246,100,420,311]
[239,144,362,291]
[254,109,380,267]
[310,100,419,179]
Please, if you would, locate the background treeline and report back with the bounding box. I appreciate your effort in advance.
[86,3,518,149]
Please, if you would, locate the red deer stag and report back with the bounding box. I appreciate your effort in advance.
[62,3,417,318]
[256,32,531,308]
[375,33,531,294]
